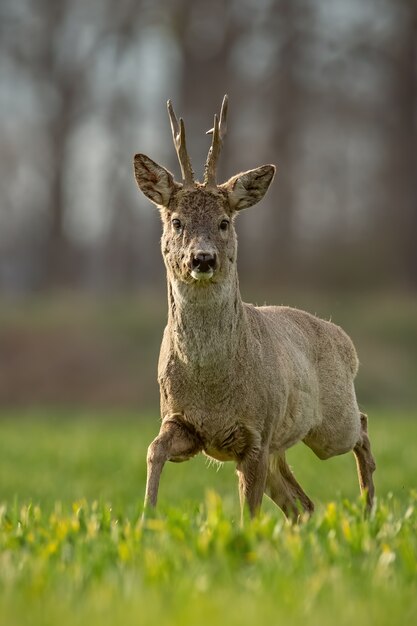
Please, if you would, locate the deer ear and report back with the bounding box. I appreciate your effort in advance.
[222,165,275,211]
[134,153,179,208]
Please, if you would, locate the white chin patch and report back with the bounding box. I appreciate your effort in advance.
[191,269,214,281]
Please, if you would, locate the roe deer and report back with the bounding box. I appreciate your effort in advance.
[133,95,376,520]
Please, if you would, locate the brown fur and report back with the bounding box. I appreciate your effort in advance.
[133,105,376,521]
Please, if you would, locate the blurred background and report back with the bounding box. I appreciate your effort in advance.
[0,0,416,413]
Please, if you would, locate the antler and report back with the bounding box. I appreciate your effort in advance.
[204,94,228,188]
[167,100,194,187]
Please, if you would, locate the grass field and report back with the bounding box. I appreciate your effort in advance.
[0,410,416,625]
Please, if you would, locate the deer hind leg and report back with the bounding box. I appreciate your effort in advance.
[144,417,202,512]
[236,448,269,521]
[353,412,376,513]
[265,453,314,521]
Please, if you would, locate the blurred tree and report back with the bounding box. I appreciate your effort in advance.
[353,0,417,289]
[268,0,312,281]
[393,2,417,289]
[0,0,142,289]
[0,0,416,293]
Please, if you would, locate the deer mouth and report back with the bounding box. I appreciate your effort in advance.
[190,268,214,281]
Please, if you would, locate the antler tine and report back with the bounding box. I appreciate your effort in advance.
[167,99,194,187]
[204,94,228,188]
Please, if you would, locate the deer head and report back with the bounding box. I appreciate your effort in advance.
[134,96,275,286]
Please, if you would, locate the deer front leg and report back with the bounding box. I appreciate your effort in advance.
[144,417,202,511]
[236,448,269,519]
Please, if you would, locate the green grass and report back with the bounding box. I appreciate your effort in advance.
[0,411,416,625]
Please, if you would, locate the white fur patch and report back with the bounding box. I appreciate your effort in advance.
[191,269,214,281]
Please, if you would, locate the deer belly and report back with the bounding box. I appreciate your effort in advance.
[202,425,249,462]
[203,446,237,462]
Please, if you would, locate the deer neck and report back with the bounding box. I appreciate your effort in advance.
[167,271,245,370]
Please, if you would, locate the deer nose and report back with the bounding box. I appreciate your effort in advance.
[191,252,217,273]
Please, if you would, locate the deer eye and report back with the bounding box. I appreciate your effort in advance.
[219,219,229,231]
[172,218,182,232]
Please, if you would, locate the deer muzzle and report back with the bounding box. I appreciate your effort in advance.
[190,251,217,280]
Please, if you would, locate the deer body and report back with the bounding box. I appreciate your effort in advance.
[134,97,376,519]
